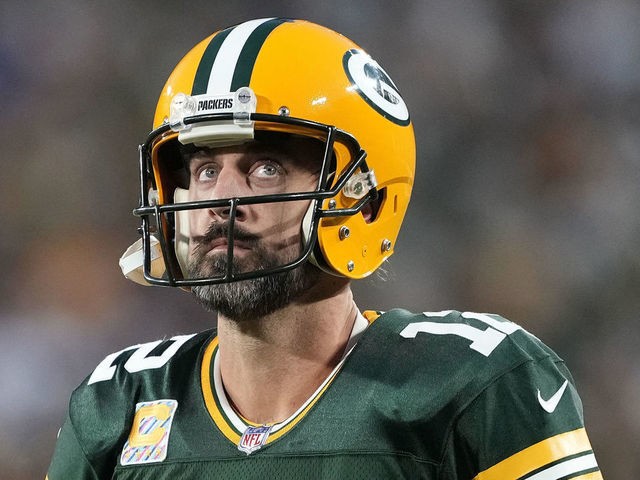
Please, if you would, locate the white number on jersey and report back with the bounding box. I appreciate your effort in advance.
[88,334,196,385]
[399,311,521,357]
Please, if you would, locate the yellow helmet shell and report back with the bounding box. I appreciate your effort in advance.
[150,18,415,279]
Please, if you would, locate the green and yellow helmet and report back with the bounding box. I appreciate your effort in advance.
[121,18,415,287]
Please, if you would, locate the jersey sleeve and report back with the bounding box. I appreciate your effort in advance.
[46,414,99,480]
[45,331,208,480]
[439,355,602,480]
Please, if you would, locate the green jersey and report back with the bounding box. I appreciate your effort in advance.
[47,309,602,479]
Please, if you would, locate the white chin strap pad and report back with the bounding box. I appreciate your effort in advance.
[118,236,166,286]
[119,188,191,286]
[301,199,338,276]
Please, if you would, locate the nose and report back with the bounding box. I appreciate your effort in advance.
[209,202,247,222]
[207,167,248,222]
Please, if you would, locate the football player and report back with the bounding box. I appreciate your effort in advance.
[47,18,602,479]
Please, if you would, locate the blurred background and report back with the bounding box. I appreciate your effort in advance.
[1,0,638,477]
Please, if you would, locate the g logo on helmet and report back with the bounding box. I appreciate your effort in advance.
[343,49,410,126]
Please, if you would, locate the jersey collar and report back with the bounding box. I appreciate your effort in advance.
[200,310,372,448]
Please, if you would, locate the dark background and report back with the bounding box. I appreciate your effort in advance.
[2,1,638,478]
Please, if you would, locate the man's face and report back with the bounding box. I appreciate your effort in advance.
[184,132,325,320]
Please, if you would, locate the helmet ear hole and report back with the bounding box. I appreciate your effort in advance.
[365,188,385,224]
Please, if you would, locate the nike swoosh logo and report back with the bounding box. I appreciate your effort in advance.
[537,379,569,413]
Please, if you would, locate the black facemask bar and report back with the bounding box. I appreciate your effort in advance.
[133,112,375,287]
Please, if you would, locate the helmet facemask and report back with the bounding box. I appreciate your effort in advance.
[128,109,376,288]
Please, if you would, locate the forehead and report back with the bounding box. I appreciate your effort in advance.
[183,131,326,167]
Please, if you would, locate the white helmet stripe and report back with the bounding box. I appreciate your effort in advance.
[206,18,275,95]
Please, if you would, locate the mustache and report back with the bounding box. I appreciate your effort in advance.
[191,223,260,252]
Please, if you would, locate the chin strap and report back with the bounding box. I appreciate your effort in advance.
[119,188,191,286]
[173,188,191,276]
[118,235,165,286]
[301,199,340,276]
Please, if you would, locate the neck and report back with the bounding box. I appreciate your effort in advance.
[216,274,357,425]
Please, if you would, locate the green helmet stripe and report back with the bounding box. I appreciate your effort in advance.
[230,18,291,91]
[192,27,233,95]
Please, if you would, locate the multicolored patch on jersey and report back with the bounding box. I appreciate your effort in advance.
[120,399,178,466]
[238,425,273,455]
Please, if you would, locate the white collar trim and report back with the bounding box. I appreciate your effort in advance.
[212,310,369,433]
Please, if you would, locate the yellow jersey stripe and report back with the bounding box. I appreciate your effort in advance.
[362,310,381,323]
[200,337,242,444]
[525,453,598,480]
[473,428,594,480]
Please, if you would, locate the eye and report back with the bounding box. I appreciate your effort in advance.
[197,166,218,182]
[252,162,282,179]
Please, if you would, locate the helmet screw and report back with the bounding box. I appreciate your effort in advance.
[382,239,392,252]
[339,226,350,240]
[278,106,290,116]
[347,261,355,272]
[328,199,337,209]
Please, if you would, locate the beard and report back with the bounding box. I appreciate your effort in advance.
[187,223,319,322]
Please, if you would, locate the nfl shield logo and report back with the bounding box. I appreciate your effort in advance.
[238,425,272,455]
